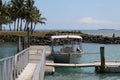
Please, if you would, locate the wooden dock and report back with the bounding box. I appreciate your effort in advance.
[46,61,120,67]
[1,46,120,80]
[0,45,55,80]
[46,61,120,72]
[46,62,100,67]
[16,46,55,80]
[16,46,47,80]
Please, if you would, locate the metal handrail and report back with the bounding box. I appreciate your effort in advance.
[0,47,46,80]
[0,48,29,80]
[0,56,14,62]
[14,48,29,79]
[0,56,14,80]
[33,48,46,80]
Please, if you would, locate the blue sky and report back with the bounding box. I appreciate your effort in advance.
[3,0,120,30]
[35,0,120,30]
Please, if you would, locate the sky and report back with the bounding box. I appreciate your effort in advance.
[3,0,120,30]
[35,0,120,30]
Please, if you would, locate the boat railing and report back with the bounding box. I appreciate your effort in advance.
[0,48,29,80]
[33,48,46,80]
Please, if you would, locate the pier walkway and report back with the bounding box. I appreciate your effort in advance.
[16,46,49,80]
[0,46,51,80]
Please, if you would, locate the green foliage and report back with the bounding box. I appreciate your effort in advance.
[0,0,46,31]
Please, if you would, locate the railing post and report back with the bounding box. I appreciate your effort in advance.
[8,58,11,80]
[14,55,18,79]
[11,58,14,80]
[3,60,7,80]
[100,47,105,72]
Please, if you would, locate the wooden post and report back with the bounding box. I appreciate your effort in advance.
[22,36,25,50]
[27,27,30,47]
[17,36,21,52]
[100,47,105,72]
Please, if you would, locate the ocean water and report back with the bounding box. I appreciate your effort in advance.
[45,29,120,80]
[0,30,120,80]
[0,42,17,59]
[81,29,120,37]
[45,43,120,80]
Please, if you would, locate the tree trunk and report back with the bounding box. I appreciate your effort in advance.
[31,23,36,34]
[24,21,27,31]
[14,20,16,31]
[24,22,29,31]
[17,19,20,31]
[20,18,22,31]
[9,23,11,31]
[30,22,33,32]
[0,24,2,31]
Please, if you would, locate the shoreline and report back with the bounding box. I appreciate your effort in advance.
[0,31,120,45]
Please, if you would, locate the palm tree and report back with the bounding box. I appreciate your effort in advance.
[0,0,6,30]
[7,1,17,31]
[24,0,34,31]
[24,0,46,32]
[10,0,26,31]
[0,0,46,31]
[31,10,46,32]
[0,0,11,31]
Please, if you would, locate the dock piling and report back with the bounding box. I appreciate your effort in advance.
[17,36,21,52]
[100,47,105,72]
[27,27,30,47]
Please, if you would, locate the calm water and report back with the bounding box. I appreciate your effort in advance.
[45,43,120,80]
[81,29,120,37]
[1,30,120,80]
[45,30,120,80]
[0,42,17,59]
[38,29,120,37]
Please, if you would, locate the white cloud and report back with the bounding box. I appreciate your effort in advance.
[79,17,113,25]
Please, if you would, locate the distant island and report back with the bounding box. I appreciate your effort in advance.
[98,29,116,31]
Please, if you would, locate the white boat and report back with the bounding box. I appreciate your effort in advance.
[51,35,83,63]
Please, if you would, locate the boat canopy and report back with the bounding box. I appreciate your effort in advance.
[51,35,82,40]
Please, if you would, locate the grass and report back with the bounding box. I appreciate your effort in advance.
[0,31,26,36]
[0,31,86,37]
[0,31,47,37]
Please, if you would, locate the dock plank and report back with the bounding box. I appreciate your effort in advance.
[46,61,120,67]
[46,63,100,67]
[16,46,52,80]
[16,63,37,80]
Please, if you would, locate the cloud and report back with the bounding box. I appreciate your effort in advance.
[79,17,113,25]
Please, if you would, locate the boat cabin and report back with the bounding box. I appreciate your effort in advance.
[51,35,82,63]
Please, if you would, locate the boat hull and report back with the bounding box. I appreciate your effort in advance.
[52,53,70,63]
[52,53,82,63]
